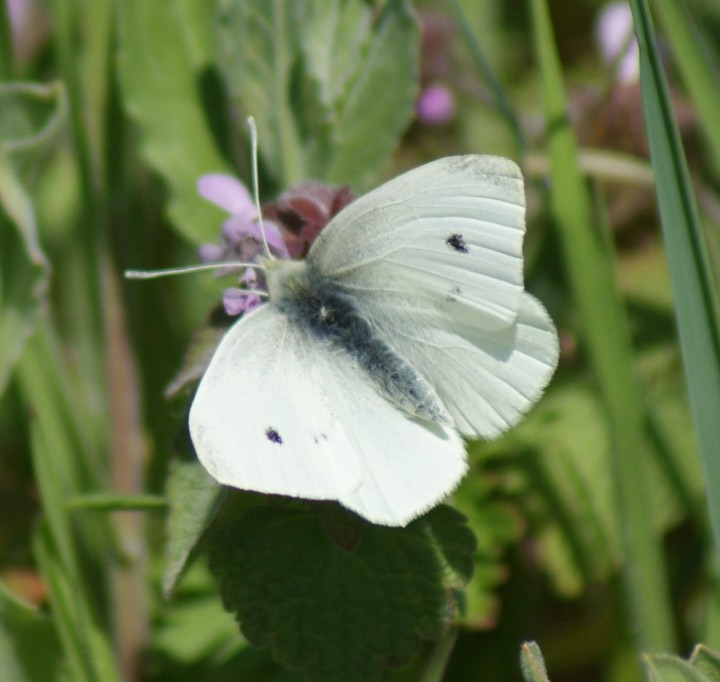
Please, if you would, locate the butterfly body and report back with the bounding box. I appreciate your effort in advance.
[189,155,559,526]
[268,260,448,423]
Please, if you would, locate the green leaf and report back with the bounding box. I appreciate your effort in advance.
[689,645,720,680]
[162,460,224,598]
[0,583,62,682]
[208,504,475,682]
[0,82,61,396]
[520,641,551,682]
[216,0,303,185]
[516,383,620,596]
[300,1,372,113]
[510,349,700,595]
[217,0,419,190]
[643,654,709,681]
[453,456,525,626]
[317,0,419,189]
[0,155,49,397]
[151,588,244,664]
[116,0,233,244]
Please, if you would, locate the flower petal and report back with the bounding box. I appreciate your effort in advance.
[198,243,224,263]
[240,267,258,287]
[198,174,255,215]
[222,288,261,316]
[262,220,290,258]
[222,214,257,246]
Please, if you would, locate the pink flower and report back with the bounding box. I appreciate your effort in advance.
[197,173,353,313]
[416,84,455,125]
[595,2,639,85]
[198,174,290,262]
[197,173,289,315]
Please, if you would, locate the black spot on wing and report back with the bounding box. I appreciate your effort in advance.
[446,233,469,253]
[265,427,283,445]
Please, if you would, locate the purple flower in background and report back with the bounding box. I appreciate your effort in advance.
[416,84,456,126]
[595,2,639,84]
[415,11,457,127]
[8,0,49,64]
[197,173,289,316]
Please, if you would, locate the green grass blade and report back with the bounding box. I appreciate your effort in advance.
[65,494,168,512]
[449,0,527,156]
[0,2,12,80]
[530,0,675,652]
[629,0,720,576]
[652,0,720,174]
[33,525,120,682]
[18,326,122,680]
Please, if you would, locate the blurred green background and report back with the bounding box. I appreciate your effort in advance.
[2,0,720,680]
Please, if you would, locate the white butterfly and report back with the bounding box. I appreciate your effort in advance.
[188,155,559,526]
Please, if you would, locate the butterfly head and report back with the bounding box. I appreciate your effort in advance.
[194,175,353,316]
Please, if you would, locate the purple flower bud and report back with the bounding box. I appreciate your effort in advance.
[197,172,291,274]
[198,243,225,263]
[416,84,455,125]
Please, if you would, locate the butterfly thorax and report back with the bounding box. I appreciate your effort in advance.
[266,259,449,426]
[265,258,308,303]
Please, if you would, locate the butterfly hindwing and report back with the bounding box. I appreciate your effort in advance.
[189,305,467,526]
[362,292,559,439]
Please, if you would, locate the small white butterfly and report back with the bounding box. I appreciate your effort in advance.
[182,153,559,527]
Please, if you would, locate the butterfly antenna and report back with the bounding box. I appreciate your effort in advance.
[124,261,260,280]
[247,117,274,261]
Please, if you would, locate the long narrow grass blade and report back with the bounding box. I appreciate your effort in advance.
[629,0,720,575]
[448,0,527,156]
[652,0,720,174]
[530,0,676,652]
[33,525,120,682]
[18,327,121,680]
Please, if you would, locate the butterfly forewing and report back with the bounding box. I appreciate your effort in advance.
[308,155,526,330]
[306,154,558,439]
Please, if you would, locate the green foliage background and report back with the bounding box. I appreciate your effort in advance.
[1,0,720,680]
